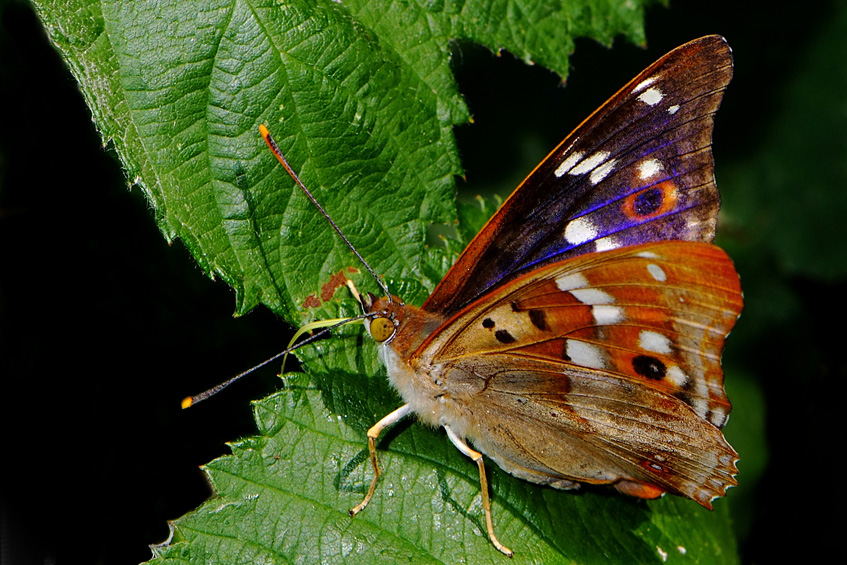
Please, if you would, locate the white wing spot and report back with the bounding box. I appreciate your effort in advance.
[636,250,660,259]
[668,104,680,114]
[637,158,664,180]
[564,216,597,245]
[639,330,672,354]
[592,305,624,325]
[633,75,659,93]
[566,339,607,369]
[709,406,728,427]
[569,151,610,176]
[570,288,615,305]
[666,365,689,387]
[594,237,620,252]
[554,151,585,177]
[692,397,709,419]
[590,158,617,185]
[638,87,664,106]
[647,263,667,282]
[559,137,580,156]
[555,272,588,291]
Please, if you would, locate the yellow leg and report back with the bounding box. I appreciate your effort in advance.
[444,425,513,557]
[349,404,412,516]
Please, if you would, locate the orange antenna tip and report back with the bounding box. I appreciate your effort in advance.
[181,396,194,409]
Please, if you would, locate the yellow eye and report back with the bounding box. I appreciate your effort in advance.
[369,317,395,343]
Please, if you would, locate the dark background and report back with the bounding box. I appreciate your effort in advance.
[1,0,842,563]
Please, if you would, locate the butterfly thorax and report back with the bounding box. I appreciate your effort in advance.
[365,296,461,428]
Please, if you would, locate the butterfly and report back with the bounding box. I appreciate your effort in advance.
[189,34,741,557]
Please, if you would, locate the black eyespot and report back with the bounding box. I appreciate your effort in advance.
[528,309,548,331]
[634,188,663,216]
[494,329,515,344]
[632,355,666,379]
[482,318,495,329]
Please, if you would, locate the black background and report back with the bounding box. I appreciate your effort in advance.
[1,0,841,563]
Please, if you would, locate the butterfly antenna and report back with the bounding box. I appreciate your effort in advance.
[181,312,372,408]
[259,125,393,303]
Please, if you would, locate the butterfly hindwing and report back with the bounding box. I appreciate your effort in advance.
[455,356,739,507]
[425,36,734,316]
[411,240,741,505]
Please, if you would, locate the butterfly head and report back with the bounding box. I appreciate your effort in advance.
[366,314,398,344]
[359,291,449,358]
[360,293,404,345]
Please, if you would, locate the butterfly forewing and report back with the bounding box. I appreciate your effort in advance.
[420,241,741,424]
[425,35,734,316]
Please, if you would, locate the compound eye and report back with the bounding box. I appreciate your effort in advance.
[369,317,395,343]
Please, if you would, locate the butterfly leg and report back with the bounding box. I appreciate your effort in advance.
[349,404,413,516]
[444,424,514,557]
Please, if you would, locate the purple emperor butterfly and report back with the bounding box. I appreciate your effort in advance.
[190,35,742,557]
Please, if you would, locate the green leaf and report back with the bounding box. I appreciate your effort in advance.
[31,0,656,320]
[29,0,745,562]
[456,194,502,246]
